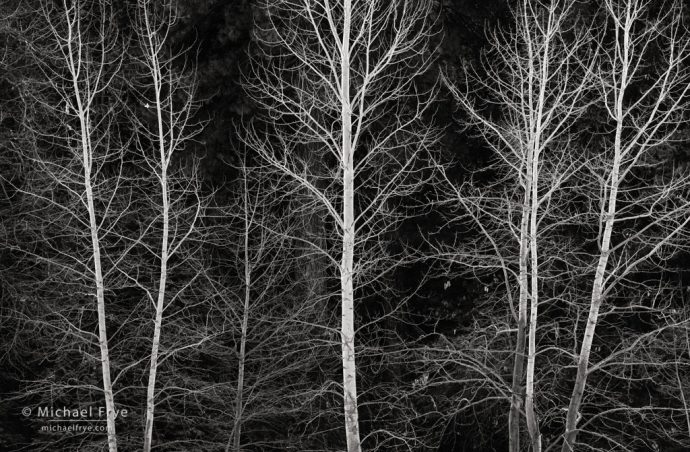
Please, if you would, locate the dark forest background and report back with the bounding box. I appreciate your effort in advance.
[2,0,690,451]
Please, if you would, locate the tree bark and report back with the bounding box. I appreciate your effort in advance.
[143,179,168,452]
[340,1,361,450]
[143,18,171,447]
[73,53,118,452]
[86,176,119,452]
[524,26,551,449]
[229,173,252,452]
[525,148,542,452]
[561,45,625,451]
[509,188,530,452]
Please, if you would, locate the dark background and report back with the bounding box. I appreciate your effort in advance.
[2,1,690,451]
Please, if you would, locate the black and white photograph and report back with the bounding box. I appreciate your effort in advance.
[2,0,690,450]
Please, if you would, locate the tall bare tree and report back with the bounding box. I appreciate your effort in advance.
[15,2,127,449]
[443,1,594,450]
[211,158,331,451]
[562,1,690,450]
[244,0,440,449]
[128,1,205,449]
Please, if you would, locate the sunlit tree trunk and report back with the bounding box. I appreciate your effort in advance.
[134,2,204,450]
[562,1,690,449]
[339,2,361,449]
[48,3,120,449]
[245,0,439,448]
[444,2,593,449]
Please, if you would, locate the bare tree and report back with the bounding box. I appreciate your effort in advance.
[13,2,127,449]
[244,0,440,449]
[224,159,273,452]
[128,1,205,450]
[561,1,690,450]
[229,164,254,452]
[211,158,332,451]
[443,1,594,450]
[3,1,208,449]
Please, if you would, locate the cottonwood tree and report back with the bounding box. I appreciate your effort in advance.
[3,1,208,449]
[443,1,594,450]
[127,1,206,449]
[244,0,440,449]
[227,162,260,452]
[561,1,690,450]
[17,2,127,450]
[152,152,341,451]
[206,158,336,451]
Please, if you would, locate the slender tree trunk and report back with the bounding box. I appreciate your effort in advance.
[525,149,541,452]
[228,175,252,452]
[73,67,118,452]
[231,241,250,452]
[143,52,170,451]
[143,191,168,452]
[524,31,550,450]
[561,59,625,452]
[509,160,532,452]
[340,1,361,450]
[448,2,595,449]
[86,178,119,452]
[341,172,360,452]
[560,251,607,451]
[561,163,620,452]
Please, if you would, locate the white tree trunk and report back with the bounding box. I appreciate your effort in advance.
[245,0,436,446]
[86,178,119,452]
[561,9,630,444]
[72,47,118,452]
[525,147,541,452]
[143,22,170,448]
[525,32,551,449]
[509,179,530,452]
[340,1,361,450]
[143,186,168,452]
[561,101,623,452]
[561,207,616,452]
